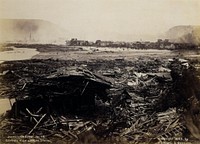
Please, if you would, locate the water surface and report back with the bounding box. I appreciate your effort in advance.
[0,47,39,63]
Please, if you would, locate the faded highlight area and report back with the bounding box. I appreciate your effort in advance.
[0,0,200,41]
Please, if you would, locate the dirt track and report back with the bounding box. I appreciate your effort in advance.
[32,46,176,61]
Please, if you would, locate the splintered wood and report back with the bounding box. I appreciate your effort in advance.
[0,58,200,143]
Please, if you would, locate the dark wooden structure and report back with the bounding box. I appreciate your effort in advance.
[11,67,111,117]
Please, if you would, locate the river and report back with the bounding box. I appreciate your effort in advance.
[0,47,39,63]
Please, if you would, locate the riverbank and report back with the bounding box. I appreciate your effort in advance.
[3,43,200,61]
[0,44,13,52]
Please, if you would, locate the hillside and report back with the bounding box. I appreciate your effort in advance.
[165,25,200,45]
[0,19,69,44]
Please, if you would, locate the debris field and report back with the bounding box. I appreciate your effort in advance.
[0,57,200,143]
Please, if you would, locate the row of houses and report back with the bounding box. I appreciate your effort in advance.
[66,38,199,50]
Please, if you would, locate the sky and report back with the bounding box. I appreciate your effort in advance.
[0,0,200,41]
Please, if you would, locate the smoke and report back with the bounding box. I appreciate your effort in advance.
[14,19,69,43]
[14,21,38,33]
[0,19,68,43]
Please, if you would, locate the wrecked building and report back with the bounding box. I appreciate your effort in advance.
[11,66,112,117]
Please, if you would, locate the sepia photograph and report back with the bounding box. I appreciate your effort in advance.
[0,0,200,143]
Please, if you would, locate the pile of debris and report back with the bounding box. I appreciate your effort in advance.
[0,58,200,143]
[11,66,111,118]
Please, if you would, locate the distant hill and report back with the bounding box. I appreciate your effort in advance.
[165,25,200,45]
[0,19,69,44]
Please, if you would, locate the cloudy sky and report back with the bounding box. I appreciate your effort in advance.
[0,0,200,41]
